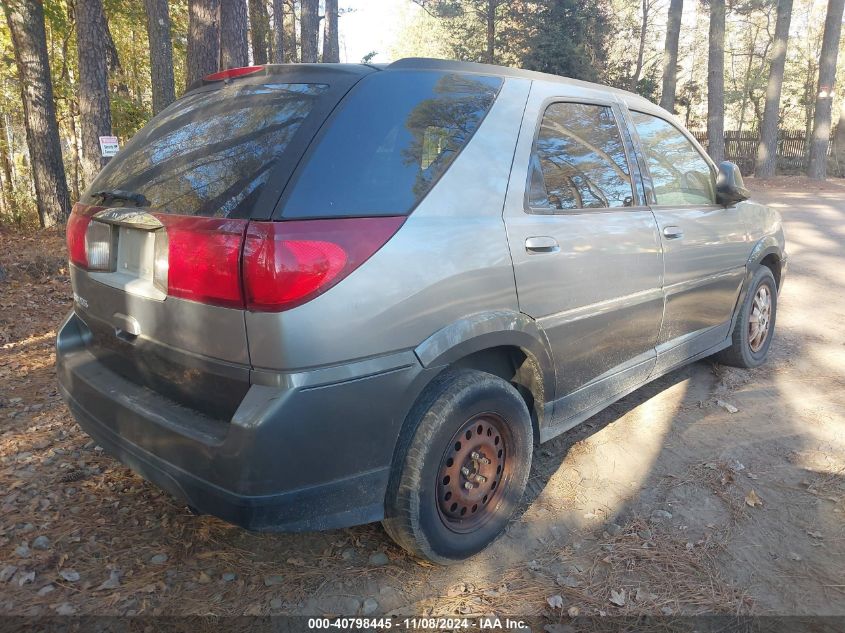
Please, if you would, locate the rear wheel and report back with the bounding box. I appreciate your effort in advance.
[383,369,532,564]
[715,266,778,368]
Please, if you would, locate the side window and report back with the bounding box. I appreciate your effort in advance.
[527,102,634,211]
[283,71,502,218]
[630,111,715,206]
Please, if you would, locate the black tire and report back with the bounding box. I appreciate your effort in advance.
[715,266,778,368]
[383,369,533,564]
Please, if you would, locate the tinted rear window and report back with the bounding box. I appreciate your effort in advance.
[82,82,329,218]
[281,70,503,218]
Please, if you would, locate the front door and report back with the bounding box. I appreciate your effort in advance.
[503,89,664,431]
[628,111,749,372]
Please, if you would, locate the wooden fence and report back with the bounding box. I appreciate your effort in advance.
[688,130,835,176]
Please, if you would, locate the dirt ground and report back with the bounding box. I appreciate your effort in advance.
[0,179,843,623]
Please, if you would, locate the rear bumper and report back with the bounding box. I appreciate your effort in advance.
[56,310,428,532]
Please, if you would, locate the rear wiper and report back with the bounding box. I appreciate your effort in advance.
[92,189,150,207]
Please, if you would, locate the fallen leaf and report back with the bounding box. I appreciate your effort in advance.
[745,489,763,508]
[555,574,580,588]
[95,570,121,591]
[717,400,739,414]
[609,589,626,607]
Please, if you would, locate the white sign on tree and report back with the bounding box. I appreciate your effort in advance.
[99,136,119,158]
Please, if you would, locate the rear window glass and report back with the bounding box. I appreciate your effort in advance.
[82,82,329,218]
[281,70,502,218]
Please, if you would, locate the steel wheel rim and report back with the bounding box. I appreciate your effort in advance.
[748,284,772,353]
[436,412,511,534]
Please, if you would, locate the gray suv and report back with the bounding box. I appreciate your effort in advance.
[57,58,787,563]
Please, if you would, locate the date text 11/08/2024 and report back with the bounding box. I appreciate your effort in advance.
[306,617,530,630]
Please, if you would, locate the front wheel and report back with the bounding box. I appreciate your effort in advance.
[715,266,778,368]
[383,369,533,564]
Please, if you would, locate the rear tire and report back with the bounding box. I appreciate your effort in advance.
[715,266,778,368]
[383,369,533,564]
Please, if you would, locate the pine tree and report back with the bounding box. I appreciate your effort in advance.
[2,0,70,226]
[807,0,845,179]
[222,0,249,69]
[186,0,220,90]
[755,0,793,178]
[707,0,726,163]
[76,0,114,185]
[659,0,683,112]
[144,0,176,115]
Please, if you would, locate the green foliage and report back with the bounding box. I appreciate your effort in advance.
[403,0,609,81]
[518,0,610,81]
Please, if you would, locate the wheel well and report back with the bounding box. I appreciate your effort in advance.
[760,253,782,288]
[449,346,544,443]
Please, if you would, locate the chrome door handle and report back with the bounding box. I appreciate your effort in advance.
[525,236,559,253]
[662,225,684,239]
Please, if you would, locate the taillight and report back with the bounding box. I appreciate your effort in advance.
[85,221,113,271]
[243,217,405,312]
[67,208,112,271]
[69,208,403,312]
[155,215,248,308]
[67,212,91,268]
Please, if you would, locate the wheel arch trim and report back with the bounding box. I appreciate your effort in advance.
[414,310,555,412]
[747,236,784,271]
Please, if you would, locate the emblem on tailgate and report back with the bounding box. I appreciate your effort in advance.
[73,293,89,309]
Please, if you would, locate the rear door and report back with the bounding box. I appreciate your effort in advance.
[68,68,369,419]
[502,85,664,428]
[627,110,748,372]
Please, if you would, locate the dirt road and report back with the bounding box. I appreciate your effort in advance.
[0,180,843,620]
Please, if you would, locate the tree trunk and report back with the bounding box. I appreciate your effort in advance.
[3,0,71,227]
[271,0,284,63]
[707,0,726,164]
[221,0,249,69]
[284,0,298,62]
[809,0,845,178]
[300,0,319,63]
[485,0,495,64]
[755,0,792,179]
[76,0,114,187]
[833,97,845,176]
[322,0,339,63]
[186,0,220,90]
[144,0,176,114]
[248,0,270,64]
[104,17,121,73]
[0,113,15,219]
[630,0,649,91]
[659,0,683,111]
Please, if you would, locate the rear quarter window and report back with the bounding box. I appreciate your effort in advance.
[82,82,329,218]
[280,70,503,219]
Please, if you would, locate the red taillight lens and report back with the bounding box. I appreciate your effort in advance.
[243,217,405,312]
[155,215,248,308]
[67,212,92,268]
[204,66,264,81]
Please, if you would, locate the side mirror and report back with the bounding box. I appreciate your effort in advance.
[715,161,750,206]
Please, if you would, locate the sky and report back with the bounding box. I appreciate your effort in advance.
[337,0,420,63]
